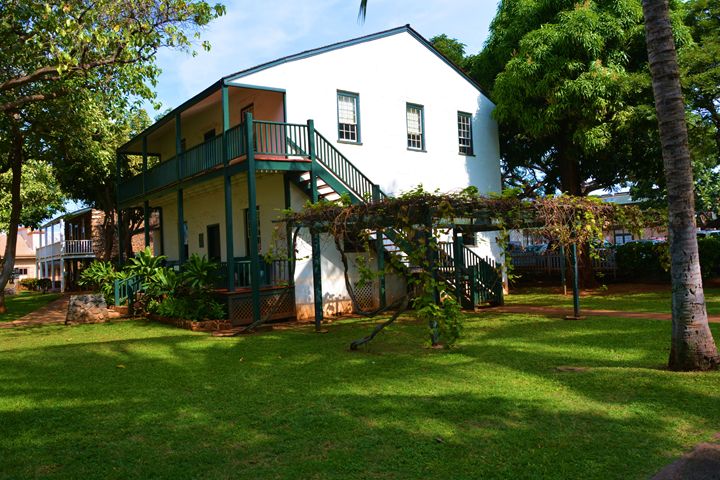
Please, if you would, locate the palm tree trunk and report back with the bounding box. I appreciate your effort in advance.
[642,0,718,370]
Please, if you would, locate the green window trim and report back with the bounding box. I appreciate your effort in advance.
[337,91,361,143]
[406,103,425,151]
[458,111,474,156]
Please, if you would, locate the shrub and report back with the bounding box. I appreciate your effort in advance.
[155,296,226,321]
[19,278,39,291]
[616,237,720,280]
[79,261,119,303]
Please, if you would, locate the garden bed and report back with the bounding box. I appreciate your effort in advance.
[147,313,232,332]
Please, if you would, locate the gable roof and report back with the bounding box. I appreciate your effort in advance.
[222,25,491,100]
[119,25,490,152]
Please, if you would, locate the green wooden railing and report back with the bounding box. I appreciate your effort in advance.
[314,131,375,202]
[185,134,224,177]
[113,275,142,307]
[254,120,310,157]
[216,259,291,290]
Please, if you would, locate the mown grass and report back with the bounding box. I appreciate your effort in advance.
[0,313,718,479]
[0,291,62,322]
[506,285,720,315]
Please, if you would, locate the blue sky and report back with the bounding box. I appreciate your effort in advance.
[151,0,499,114]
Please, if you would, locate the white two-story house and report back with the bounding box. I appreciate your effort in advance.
[116,25,503,326]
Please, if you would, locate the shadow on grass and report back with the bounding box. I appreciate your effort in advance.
[0,317,718,479]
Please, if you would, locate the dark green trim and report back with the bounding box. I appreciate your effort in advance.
[222,85,235,291]
[336,90,361,144]
[453,231,464,304]
[256,160,312,171]
[177,189,186,264]
[222,82,286,93]
[406,102,426,151]
[245,112,261,323]
[116,152,124,265]
[157,206,165,256]
[142,137,148,194]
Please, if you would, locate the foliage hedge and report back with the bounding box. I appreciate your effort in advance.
[615,237,720,280]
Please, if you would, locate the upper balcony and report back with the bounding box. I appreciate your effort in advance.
[37,240,95,260]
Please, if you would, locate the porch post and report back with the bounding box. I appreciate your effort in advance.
[60,259,65,293]
[176,113,186,264]
[116,152,124,265]
[246,112,261,323]
[453,230,464,304]
[142,136,150,248]
[372,185,386,309]
[222,85,235,291]
[283,174,294,286]
[307,119,323,330]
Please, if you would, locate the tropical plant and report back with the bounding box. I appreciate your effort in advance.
[125,247,166,280]
[181,254,218,294]
[78,260,119,303]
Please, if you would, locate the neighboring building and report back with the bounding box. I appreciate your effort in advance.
[0,227,37,285]
[37,208,152,291]
[596,192,666,245]
[116,25,504,325]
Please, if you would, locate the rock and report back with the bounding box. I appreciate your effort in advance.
[65,294,109,325]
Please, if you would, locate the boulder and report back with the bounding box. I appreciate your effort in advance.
[65,294,109,325]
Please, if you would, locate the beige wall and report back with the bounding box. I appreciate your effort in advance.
[0,227,37,281]
[149,88,285,162]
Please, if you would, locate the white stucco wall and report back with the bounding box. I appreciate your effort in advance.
[230,30,502,198]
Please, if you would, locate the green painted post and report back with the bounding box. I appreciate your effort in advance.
[560,244,567,296]
[572,243,580,317]
[453,231,465,305]
[372,185,386,309]
[308,119,323,330]
[283,174,294,286]
[116,152,124,265]
[158,207,165,256]
[222,85,235,291]
[246,112,261,323]
[175,113,186,264]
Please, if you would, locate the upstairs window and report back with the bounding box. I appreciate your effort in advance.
[337,92,360,142]
[458,112,473,155]
[406,104,425,151]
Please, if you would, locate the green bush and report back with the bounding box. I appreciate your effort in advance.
[78,261,119,304]
[155,296,226,321]
[19,278,39,291]
[616,237,720,280]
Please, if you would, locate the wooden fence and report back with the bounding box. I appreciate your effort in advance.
[509,249,616,275]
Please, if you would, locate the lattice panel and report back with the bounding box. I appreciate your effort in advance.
[353,281,378,311]
[229,289,296,326]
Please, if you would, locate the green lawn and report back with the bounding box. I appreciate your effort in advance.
[0,291,62,322]
[506,285,720,315]
[1,313,718,479]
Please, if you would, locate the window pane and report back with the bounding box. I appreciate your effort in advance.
[458,113,473,155]
[338,93,359,142]
[407,105,424,150]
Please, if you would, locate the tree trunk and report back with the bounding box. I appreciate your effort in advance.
[0,122,24,314]
[642,0,718,370]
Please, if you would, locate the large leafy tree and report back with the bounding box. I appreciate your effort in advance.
[0,0,224,313]
[642,0,718,371]
[0,159,64,231]
[472,0,673,197]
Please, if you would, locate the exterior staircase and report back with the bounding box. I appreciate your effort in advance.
[290,129,503,308]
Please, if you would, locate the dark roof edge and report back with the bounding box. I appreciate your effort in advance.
[223,24,494,104]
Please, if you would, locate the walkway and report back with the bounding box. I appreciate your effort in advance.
[489,304,720,323]
[0,295,70,329]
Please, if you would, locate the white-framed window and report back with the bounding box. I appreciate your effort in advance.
[337,91,360,142]
[614,229,633,245]
[458,112,473,155]
[406,103,425,150]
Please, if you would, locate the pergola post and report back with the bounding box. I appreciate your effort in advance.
[175,113,186,264]
[308,119,323,331]
[372,185,386,309]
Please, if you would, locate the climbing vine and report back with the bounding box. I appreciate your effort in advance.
[282,187,661,349]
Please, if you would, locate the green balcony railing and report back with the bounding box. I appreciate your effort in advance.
[216,258,291,290]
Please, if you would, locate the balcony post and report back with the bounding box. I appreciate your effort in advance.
[142,136,148,195]
[176,113,186,264]
[222,85,235,291]
[372,185,386,309]
[245,112,261,323]
[116,152,124,265]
